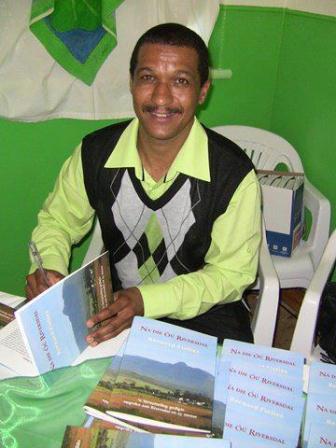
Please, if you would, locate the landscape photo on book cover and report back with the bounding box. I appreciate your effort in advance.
[62,426,153,448]
[15,251,113,373]
[62,426,231,448]
[87,319,217,432]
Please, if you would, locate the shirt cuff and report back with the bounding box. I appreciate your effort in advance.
[138,282,180,318]
[29,254,69,277]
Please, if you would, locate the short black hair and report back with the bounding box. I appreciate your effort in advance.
[130,23,209,86]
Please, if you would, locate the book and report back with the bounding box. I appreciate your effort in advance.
[0,291,26,328]
[61,426,231,448]
[306,423,336,448]
[85,316,218,436]
[216,340,305,447]
[303,361,336,446]
[221,339,304,378]
[0,252,128,378]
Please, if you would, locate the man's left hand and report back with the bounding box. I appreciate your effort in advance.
[86,287,144,346]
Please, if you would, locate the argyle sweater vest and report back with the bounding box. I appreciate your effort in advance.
[81,120,254,294]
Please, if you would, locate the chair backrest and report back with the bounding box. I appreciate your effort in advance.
[290,228,336,362]
[212,125,303,172]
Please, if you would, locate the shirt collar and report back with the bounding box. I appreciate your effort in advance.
[104,117,210,182]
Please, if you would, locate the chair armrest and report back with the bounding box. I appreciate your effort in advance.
[290,229,336,361]
[303,178,331,268]
[252,225,280,346]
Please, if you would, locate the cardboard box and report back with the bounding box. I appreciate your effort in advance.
[257,170,304,257]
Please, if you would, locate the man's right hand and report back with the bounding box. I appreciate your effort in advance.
[25,269,64,300]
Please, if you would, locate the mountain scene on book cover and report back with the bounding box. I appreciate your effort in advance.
[16,252,113,373]
[62,426,154,448]
[87,317,217,433]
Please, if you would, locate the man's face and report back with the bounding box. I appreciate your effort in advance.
[130,43,210,147]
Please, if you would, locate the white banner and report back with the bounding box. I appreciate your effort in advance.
[0,0,219,122]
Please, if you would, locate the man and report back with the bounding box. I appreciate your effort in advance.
[26,23,261,346]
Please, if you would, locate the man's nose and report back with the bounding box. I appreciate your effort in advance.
[151,81,173,105]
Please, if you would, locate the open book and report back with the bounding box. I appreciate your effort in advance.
[0,252,128,378]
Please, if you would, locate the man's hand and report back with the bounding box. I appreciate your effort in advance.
[86,287,144,346]
[25,269,64,300]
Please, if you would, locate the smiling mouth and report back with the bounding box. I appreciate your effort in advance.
[143,105,182,118]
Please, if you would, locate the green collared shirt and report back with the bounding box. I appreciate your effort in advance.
[31,118,261,320]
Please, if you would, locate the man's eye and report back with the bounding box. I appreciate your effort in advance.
[175,78,190,86]
[140,74,155,82]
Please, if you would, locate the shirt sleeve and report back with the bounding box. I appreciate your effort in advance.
[138,170,262,320]
[29,145,95,276]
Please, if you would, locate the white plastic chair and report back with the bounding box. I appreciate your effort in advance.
[290,228,336,364]
[212,125,331,289]
[82,218,279,347]
[252,221,280,346]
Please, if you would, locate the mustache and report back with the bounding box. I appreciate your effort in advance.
[142,105,182,114]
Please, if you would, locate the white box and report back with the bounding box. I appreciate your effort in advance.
[257,170,304,257]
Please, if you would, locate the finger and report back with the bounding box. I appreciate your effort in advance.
[47,271,64,285]
[86,298,126,328]
[87,319,132,346]
[87,304,135,344]
[25,283,33,300]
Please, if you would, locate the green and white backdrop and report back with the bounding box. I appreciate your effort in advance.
[0,0,335,295]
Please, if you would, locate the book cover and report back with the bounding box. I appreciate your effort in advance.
[86,342,127,411]
[224,406,298,448]
[212,359,230,438]
[0,252,114,376]
[303,393,336,444]
[303,362,336,446]
[87,316,217,435]
[61,426,231,448]
[225,380,304,434]
[307,361,336,395]
[306,423,336,448]
[221,339,304,378]
[226,360,303,397]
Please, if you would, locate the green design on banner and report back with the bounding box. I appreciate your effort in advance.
[29,0,124,85]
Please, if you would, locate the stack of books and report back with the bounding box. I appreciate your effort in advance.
[60,316,309,447]
[303,361,336,447]
[215,339,305,447]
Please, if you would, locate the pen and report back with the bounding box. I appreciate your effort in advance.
[28,241,51,287]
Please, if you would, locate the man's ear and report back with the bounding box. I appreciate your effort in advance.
[129,76,134,93]
[198,79,211,105]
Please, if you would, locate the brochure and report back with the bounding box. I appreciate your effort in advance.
[0,252,126,377]
[85,316,218,436]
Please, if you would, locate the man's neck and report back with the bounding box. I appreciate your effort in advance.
[137,125,192,182]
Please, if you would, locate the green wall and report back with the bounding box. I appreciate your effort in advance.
[0,5,335,296]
